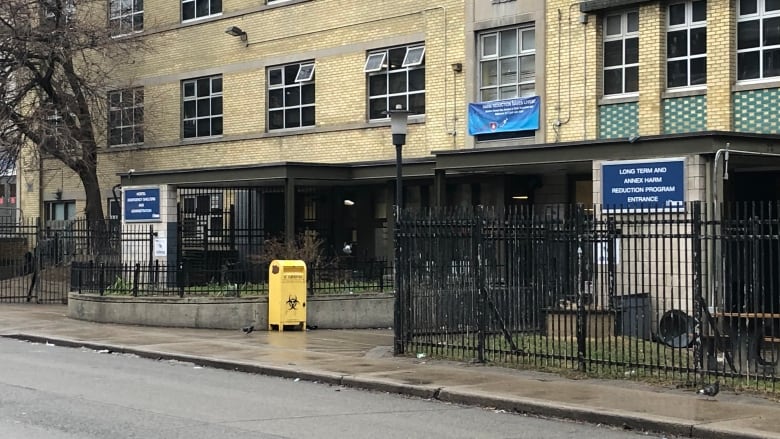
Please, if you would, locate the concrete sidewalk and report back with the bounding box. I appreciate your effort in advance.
[0,304,778,439]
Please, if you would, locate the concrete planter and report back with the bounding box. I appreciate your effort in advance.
[67,292,394,330]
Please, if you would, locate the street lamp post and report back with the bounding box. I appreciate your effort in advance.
[387,105,409,355]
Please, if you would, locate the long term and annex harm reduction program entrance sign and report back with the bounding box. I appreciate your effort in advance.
[601,158,685,213]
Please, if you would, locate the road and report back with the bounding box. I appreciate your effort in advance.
[0,338,667,439]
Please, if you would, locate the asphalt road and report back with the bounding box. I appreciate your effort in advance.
[0,338,667,439]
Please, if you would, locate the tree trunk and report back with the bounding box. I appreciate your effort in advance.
[79,167,108,257]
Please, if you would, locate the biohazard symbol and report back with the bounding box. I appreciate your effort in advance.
[286,295,299,310]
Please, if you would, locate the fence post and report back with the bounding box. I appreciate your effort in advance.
[607,216,617,303]
[133,263,140,297]
[576,244,587,372]
[98,262,105,296]
[379,262,384,292]
[308,265,315,296]
[474,206,486,363]
[692,201,704,378]
[393,206,404,355]
[178,261,185,298]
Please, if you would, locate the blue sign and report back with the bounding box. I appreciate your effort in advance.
[602,158,686,213]
[468,96,540,135]
[124,187,161,222]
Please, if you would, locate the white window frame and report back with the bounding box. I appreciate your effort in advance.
[109,0,144,36]
[603,11,639,97]
[182,0,222,22]
[737,0,780,82]
[402,46,426,67]
[108,87,144,147]
[267,61,316,131]
[667,0,707,89]
[294,63,315,83]
[478,26,536,102]
[43,0,75,22]
[182,75,223,139]
[364,52,387,73]
[366,43,426,121]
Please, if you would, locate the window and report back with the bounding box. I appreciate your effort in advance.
[45,201,76,221]
[479,27,535,101]
[667,0,707,88]
[366,44,425,120]
[107,198,121,220]
[108,87,144,146]
[182,75,223,138]
[603,11,639,96]
[182,0,221,21]
[268,62,315,130]
[109,0,144,36]
[42,0,75,23]
[738,0,780,80]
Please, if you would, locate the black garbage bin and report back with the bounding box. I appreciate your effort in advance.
[614,293,652,340]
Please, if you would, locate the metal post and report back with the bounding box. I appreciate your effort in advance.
[393,142,404,355]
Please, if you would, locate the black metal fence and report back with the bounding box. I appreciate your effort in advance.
[0,216,392,302]
[71,258,392,297]
[396,202,780,392]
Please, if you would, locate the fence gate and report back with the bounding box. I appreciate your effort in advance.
[0,218,127,304]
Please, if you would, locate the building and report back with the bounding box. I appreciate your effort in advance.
[20,0,780,282]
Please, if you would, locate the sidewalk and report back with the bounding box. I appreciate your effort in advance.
[1,304,778,439]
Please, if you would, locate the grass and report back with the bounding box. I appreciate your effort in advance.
[406,332,780,396]
[94,276,389,297]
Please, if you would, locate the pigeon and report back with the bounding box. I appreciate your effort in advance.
[241,325,254,335]
[697,381,719,399]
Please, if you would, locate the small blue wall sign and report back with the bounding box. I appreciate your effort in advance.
[124,187,161,222]
[601,158,686,213]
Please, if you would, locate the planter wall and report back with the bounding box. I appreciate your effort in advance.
[67,293,393,330]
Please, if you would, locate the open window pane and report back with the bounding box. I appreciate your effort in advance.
[364,52,386,72]
[402,46,425,67]
[295,63,315,82]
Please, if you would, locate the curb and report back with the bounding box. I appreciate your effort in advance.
[4,333,774,439]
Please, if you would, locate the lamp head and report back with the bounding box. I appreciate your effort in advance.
[385,104,410,146]
[225,26,247,41]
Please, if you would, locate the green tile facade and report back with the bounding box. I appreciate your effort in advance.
[598,102,639,139]
[663,95,707,134]
[734,88,780,133]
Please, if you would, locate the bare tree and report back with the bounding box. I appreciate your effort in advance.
[0,0,143,227]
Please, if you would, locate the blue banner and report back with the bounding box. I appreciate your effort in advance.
[602,158,686,213]
[124,187,161,222]
[468,96,540,135]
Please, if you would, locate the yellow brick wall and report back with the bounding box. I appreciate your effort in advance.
[638,3,665,135]
[543,3,599,142]
[707,0,735,131]
[21,1,465,218]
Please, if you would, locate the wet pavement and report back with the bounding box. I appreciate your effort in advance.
[0,303,778,439]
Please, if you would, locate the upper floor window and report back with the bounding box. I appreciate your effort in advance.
[182,75,223,138]
[108,87,144,146]
[365,44,425,120]
[42,0,75,24]
[738,0,780,80]
[667,0,707,88]
[603,11,639,96]
[182,0,221,21]
[267,62,315,130]
[479,27,536,101]
[109,0,144,36]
